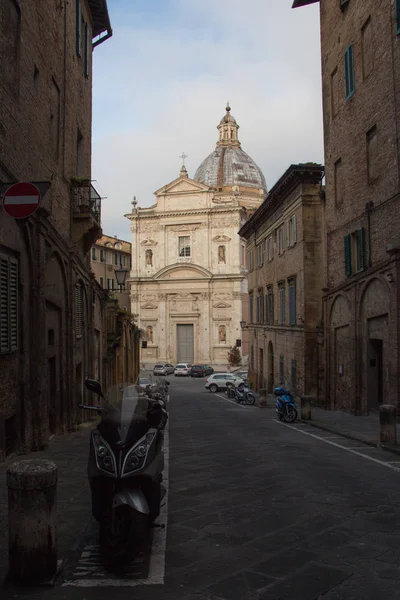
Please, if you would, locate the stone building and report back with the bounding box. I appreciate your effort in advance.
[0,0,112,460]
[126,105,267,367]
[293,0,400,413]
[91,234,132,310]
[239,164,325,398]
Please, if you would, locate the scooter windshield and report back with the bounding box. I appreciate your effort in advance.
[99,382,150,446]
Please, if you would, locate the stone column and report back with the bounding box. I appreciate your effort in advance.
[379,404,397,445]
[7,459,58,583]
[300,395,313,420]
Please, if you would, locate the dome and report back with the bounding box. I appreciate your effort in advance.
[194,104,267,193]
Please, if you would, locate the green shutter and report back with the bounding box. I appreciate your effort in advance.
[359,227,366,271]
[76,0,82,57]
[344,234,352,277]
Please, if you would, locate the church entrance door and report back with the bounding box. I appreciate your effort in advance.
[177,324,194,363]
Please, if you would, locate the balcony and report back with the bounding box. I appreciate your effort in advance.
[71,179,103,253]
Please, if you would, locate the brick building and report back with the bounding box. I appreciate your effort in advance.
[0,0,112,460]
[91,234,132,311]
[293,0,400,413]
[239,164,325,398]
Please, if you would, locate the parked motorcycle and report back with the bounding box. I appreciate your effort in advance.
[226,382,256,405]
[274,387,298,423]
[79,378,168,567]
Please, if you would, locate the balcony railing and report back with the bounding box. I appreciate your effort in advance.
[72,179,102,225]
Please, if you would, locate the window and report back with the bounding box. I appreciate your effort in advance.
[361,17,373,80]
[76,0,82,57]
[288,279,296,326]
[0,253,18,354]
[251,346,254,369]
[344,44,355,99]
[279,282,285,324]
[280,355,284,385]
[2,0,21,96]
[291,359,297,390]
[77,129,84,177]
[114,253,119,266]
[268,236,274,261]
[257,291,264,323]
[247,250,253,271]
[256,244,263,268]
[91,247,96,261]
[107,278,114,290]
[100,249,104,263]
[288,216,297,246]
[179,236,190,257]
[50,78,60,159]
[84,22,90,78]
[33,64,39,88]
[75,284,83,338]
[266,286,274,325]
[367,125,378,183]
[99,276,104,288]
[344,228,366,276]
[249,292,254,323]
[331,67,339,118]
[277,225,285,255]
[334,158,343,206]
[397,0,400,35]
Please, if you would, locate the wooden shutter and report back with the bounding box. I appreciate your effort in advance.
[84,22,90,77]
[397,0,400,34]
[9,258,18,351]
[292,216,297,244]
[345,44,354,98]
[76,0,82,57]
[359,227,366,271]
[344,234,352,277]
[75,284,83,337]
[0,256,9,353]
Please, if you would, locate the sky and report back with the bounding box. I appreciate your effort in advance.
[92,0,323,241]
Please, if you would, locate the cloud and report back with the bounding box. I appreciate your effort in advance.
[92,0,323,241]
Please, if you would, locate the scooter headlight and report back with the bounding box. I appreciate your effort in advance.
[122,432,156,476]
[92,433,116,475]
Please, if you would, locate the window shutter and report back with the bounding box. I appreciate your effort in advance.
[344,234,352,277]
[292,216,297,244]
[397,0,400,35]
[84,22,90,77]
[76,0,82,57]
[359,227,366,271]
[75,284,83,337]
[286,222,290,248]
[9,258,18,351]
[345,44,354,98]
[0,256,9,353]
[265,238,268,261]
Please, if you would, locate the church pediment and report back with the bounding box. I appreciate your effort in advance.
[141,238,158,246]
[167,223,201,232]
[213,302,232,309]
[142,302,158,310]
[212,235,232,243]
[155,176,209,196]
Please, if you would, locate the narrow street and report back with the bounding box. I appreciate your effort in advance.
[5,377,400,600]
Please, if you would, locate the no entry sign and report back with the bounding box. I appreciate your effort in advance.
[2,182,41,219]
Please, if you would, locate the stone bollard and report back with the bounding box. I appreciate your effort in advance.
[259,389,268,408]
[300,396,313,420]
[379,404,397,446]
[7,459,58,583]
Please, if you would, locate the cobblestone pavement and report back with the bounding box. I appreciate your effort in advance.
[3,377,400,599]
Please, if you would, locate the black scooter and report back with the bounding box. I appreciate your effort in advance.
[80,378,168,566]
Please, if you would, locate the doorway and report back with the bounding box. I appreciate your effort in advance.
[267,341,274,393]
[177,324,194,363]
[367,338,383,410]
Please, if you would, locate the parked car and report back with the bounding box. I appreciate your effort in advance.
[153,363,175,376]
[174,363,192,376]
[138,377,152,389]
[205,373,244,393]
[234,370,248,381]
[191,364,214,377]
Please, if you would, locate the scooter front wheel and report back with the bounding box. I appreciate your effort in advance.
[245,393,256,405]
[100,506,149,566]
[283,406,298,423]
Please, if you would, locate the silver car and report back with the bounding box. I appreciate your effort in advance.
[205,373,244,393]
[153,363,175,376]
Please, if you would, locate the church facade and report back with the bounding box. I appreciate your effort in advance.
[126,106,267,367]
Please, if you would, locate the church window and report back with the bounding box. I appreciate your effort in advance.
[179,236,190,257]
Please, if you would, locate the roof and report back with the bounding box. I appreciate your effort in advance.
[96,234,131,253]
[292,0,319,7]
[238,163,324,239]
[88,0,112,40]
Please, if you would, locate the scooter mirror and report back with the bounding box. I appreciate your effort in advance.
[85,378,104,398]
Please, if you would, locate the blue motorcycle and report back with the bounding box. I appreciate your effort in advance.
[274,387,298,423]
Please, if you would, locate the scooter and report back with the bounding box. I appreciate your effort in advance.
[80,378,168,567]
[274,387,298,423]
[226,382,256,405]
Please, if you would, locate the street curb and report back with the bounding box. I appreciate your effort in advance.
[300,418,400,456]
